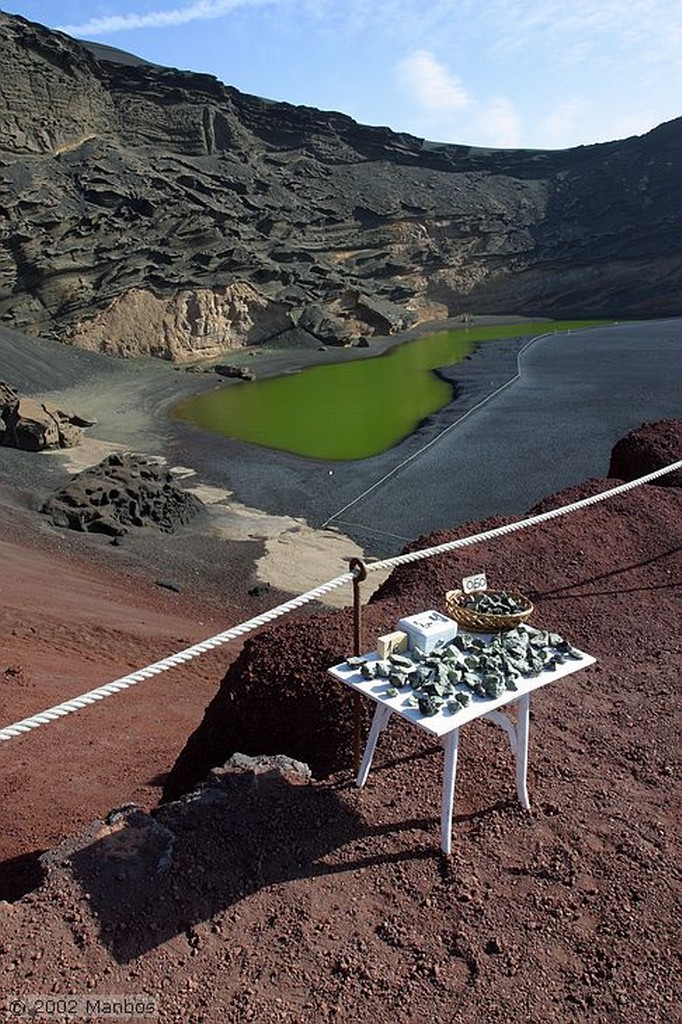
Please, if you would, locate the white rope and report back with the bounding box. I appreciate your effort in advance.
[0,571,354,742]
[363,460,682,573]
[1,459,679,743]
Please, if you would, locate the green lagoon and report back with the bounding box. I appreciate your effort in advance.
[174,321,605,460]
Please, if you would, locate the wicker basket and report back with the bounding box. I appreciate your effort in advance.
[444,588,533,633]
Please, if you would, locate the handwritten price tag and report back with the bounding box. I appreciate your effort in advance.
[462,573,487,594]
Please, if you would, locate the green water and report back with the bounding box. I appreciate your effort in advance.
[174,321,605,460]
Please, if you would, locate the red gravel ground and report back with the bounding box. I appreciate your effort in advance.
[0,421,680,1024]
[0,490,263,896]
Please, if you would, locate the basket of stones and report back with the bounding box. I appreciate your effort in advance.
[444,588,533,633]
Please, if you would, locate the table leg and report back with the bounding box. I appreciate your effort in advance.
[482,709,517,754]
[440,728,460,856]
[516,693,531,809]
[356,704,392,788]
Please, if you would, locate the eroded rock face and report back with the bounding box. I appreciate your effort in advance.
[608,419,682,487]
[63,284,292,361]
[41,452,203,536]
[0,380,94,450]
[1,11,681,360]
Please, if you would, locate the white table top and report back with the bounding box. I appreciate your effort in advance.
[328,639,595,737]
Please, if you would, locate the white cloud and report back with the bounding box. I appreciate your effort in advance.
[476,97,522,148]
[541,98,590,148]
[394,49,523,148]
[398,50,473,112]
[56,0,274,37]
[485,0,682,71]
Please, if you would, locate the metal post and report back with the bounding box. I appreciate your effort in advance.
[349,557,368,773]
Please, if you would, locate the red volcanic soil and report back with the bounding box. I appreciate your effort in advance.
[0,498,246,893]
[0,421,680,1024]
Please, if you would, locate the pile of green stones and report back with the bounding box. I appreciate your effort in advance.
[461,589,529,615]
[345,625,583,717]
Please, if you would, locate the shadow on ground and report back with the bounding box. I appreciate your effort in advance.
[0,849,47,902]
[67,769,438,963]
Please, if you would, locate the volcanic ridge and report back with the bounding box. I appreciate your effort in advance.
[1,11,682,363]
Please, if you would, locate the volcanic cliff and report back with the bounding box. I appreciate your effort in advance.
[1,11,681,360]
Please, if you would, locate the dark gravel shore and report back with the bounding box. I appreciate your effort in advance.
[163,318,682,556]
[1,317,680,577]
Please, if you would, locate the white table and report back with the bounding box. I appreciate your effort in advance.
[328,640,595,854]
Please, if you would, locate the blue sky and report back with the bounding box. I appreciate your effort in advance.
[5,1,682,149]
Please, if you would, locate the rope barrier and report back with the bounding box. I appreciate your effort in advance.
[1,459,679,743]
[364,460,682,574]
[0,572,354,741]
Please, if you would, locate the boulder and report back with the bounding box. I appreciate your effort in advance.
[211,752,312,786]
[333,290,415,336]
[213,363,255,381]
[41,452,204,535]
[296,304,357,347]
[608,419,682,487]
[0,380,94,451]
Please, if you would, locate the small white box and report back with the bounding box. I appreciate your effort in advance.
[398,610,458,654]
[377,630,408,658]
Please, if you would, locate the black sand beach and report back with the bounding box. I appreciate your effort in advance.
[1,317,680,597]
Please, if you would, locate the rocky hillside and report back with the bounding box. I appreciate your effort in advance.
[1,11,681,360]
[1,421,678,1023]
[163,419,681,799]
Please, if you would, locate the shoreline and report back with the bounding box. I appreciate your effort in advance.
[229,313,547,379]
[0,315,546,607]
[1,315,679,601]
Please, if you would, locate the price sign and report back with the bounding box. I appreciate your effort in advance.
[462,572,487,594]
